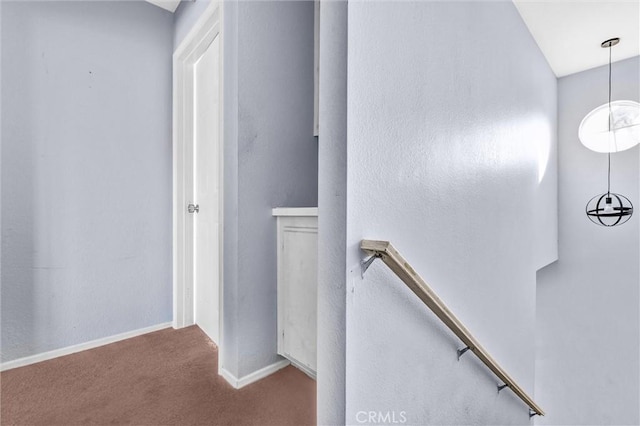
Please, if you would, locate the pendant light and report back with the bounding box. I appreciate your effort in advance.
[578,39,640,153]
[584,38,634,227]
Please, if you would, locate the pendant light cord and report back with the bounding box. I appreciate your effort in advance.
[607,44,612,195]
[608,152,611,195]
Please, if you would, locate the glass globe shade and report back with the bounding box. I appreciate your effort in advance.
[578,100,640,153]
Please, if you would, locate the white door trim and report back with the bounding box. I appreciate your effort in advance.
[173,1,224,351]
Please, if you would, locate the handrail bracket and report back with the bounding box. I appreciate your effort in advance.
[361,253,382,278]
[457,346,471,361]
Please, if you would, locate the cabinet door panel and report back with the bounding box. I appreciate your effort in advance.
[281,225,318,374]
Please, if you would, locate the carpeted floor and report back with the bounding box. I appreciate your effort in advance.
[0,326,316,425]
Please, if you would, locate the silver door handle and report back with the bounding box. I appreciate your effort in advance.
[188,203,199,213]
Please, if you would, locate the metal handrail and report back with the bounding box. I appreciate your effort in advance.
[360,239,544,417]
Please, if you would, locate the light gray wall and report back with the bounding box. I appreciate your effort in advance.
[344,1,557,424]
[317,1,348,425]
[235,0,318,377]
[173,0,211,49]
[0,0,3,319]
[1,1,174,362]
[220,0,241,379]
[536,56,640,426]
[173,0,318,379]
[535,69,559,271]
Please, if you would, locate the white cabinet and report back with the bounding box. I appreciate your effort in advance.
[272,207,318,378]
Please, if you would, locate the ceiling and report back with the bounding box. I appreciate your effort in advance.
[149,0,639,76]
[513,0,640,77]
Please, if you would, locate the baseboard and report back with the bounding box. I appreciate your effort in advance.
[219,367,240,387]
[219,359,290,389]
[289,359,317,380]
[0,322,172,372]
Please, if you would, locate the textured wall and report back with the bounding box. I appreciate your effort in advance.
[316,1,348,424]
[536,56,640,426]
[535,69,559,270]
[1,1,173,362]
[235,0,318,377]
[344,1,556,423]
[220,0,241,380]
[173,0,318,379]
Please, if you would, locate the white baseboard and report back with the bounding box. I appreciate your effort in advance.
[220,359,290,389]
[0,322,172,372]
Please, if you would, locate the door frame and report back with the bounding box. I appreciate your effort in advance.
[173,1,224,350]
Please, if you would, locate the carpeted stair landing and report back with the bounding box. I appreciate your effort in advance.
[1,326,316,425]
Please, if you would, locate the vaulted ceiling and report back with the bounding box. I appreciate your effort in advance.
[513,0,640,77]
[145,0,640,78]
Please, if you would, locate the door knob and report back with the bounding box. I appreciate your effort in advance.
[188,203,199,214]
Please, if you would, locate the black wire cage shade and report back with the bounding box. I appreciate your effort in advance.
[586,192,633,227]
[583,37,635,227]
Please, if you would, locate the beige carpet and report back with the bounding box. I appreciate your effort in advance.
[0,326,316,425]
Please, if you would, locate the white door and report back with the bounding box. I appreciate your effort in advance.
[193,36,220,344]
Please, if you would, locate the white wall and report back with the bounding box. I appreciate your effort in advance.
[343,1,557,424]
[536,56,639,426]
[1,1,174,362]
[173,0,318,380]
[317,1,348,425]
